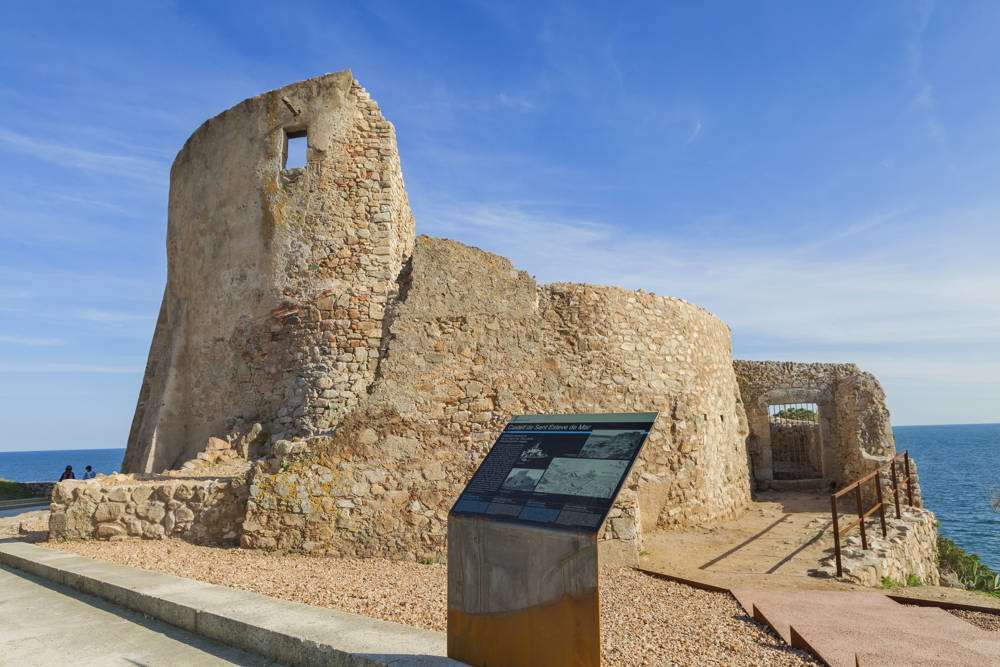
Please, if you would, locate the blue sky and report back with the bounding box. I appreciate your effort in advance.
[1,1,998,451]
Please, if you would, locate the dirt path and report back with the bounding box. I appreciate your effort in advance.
[641,492,843,588]
[639,491,1000,611]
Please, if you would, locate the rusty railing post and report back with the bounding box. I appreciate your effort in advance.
[904,451,914,506]
[875,472,887,538]
[831,493,842,577]
[855,484,868,550]
[890,458,901,518]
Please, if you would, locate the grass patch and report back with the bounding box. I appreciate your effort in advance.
[905,574,923,587]
[0,479,37,501]
[881,576,903,589]
[938,536,1000,597]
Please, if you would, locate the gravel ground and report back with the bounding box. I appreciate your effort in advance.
[0,509,48,541]
[43,538,817,666]
[948,608,1000,632]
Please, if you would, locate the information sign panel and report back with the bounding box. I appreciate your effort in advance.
[450,412,657,532]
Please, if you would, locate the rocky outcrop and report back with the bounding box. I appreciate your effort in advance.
[816,506,940,586]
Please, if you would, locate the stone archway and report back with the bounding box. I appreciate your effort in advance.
[748,388,835,489]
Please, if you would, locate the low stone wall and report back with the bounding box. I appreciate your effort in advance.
[598,490,642,566]
[816,506,939,587]
[20,482,56,498]
[48,477,248,545]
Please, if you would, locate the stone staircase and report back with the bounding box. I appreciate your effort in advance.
[732,588,1000,665]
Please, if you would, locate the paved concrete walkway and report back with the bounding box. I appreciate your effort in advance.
[0,540,459,666]
[0,565,278,666]
[734,588,1000,666]
[0,502,48,519]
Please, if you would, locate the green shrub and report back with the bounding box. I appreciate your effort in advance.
[881,576,903,589]
[773,407,819,422]
[938,537,1000,596]
[0,479,36,501]
[905,574,923,587]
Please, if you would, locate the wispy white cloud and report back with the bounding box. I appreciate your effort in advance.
[417,200,1000,350]
[75,309,152,324]
[686,119,703,144]
[0,362,142,374]
[903,1,949,151]
[51,194,144,218]
[0,128,168,185]
[419,198,1000,426]
[0,335,65,347]
[496,92,538,112]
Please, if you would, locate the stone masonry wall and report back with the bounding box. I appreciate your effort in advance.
[242,237,751,561]
[734,360,896,490]
[48,477,247,544]
[124,71,414,473]
[817,506,939,587]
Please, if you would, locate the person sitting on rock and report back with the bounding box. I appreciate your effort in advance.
[58,465,74,481]
[82,465,96,480]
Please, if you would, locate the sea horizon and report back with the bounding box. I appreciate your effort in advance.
[0,446,127,455]
[0,447,126,483]
[2,421,999,455]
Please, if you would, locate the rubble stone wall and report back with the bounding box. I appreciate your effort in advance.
[817,506,939,587]
[734,360,896,489]
[242,237,752,561]
[48,477,248,544]
[124,70,414,473]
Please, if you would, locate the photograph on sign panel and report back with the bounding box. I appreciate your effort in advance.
[501,467,545,492]
[518,443,550,464]
[578,429,645,460]
[533,458,629,498]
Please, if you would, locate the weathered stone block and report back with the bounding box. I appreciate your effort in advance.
[143,523,166,540]
[132,486,154,504]
[94,502,125,523]
[174,505,195,523]
[96,523,126,539]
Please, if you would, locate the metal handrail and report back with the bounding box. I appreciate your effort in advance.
[889,450,914,518]
[829,450,914,577]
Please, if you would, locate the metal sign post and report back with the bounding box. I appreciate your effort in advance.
[447,412,657,667]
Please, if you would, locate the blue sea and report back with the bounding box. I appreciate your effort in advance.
[894,423,1000,570]
[0,448,126,482]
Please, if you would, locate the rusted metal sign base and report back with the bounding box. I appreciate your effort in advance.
[447,514,600,667]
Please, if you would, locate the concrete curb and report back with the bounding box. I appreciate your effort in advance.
[0,541,463,667]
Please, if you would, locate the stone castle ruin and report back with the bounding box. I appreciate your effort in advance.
[49,71,914,567]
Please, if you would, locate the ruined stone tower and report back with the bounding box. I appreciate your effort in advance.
[122,71,759,560]
[124,71,415,473]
